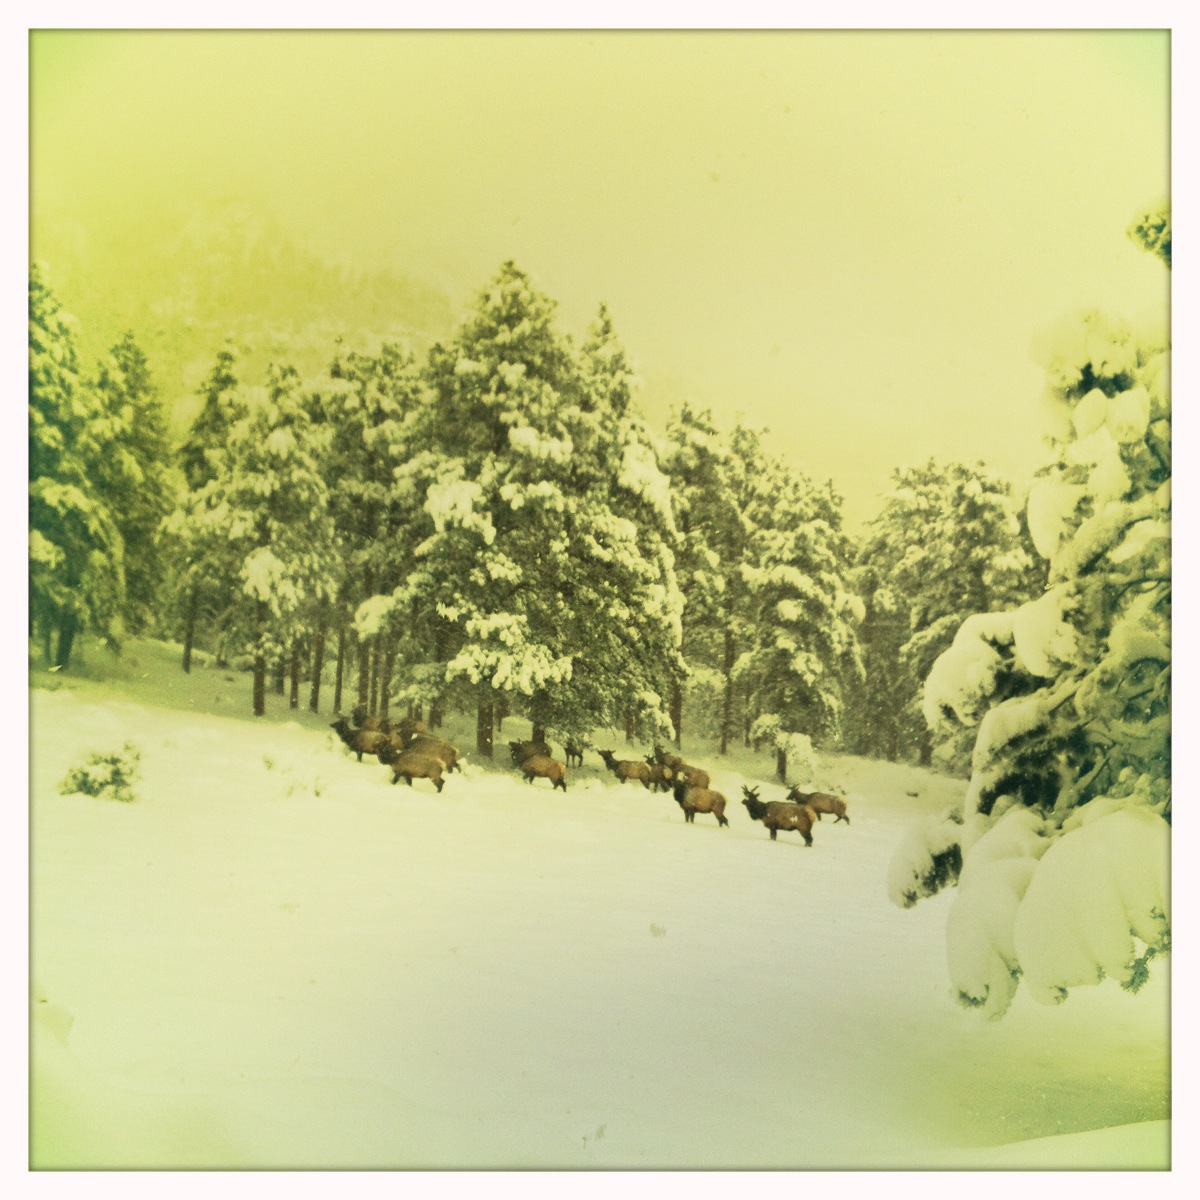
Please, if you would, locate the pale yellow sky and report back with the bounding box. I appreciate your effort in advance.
[30,29,1170,525]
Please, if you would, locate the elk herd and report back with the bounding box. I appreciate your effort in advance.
[330,710,850,848]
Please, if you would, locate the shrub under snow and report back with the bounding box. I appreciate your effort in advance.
[60,742,142,804]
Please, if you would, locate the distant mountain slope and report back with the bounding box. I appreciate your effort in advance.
[31,197,459,432]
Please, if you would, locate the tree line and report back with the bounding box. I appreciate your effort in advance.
[30,258,1042,773]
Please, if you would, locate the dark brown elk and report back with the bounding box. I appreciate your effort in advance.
[646,763,676,792]
[520,754,568,791]
[671,781,730,827]
[647,753,707,790]
[650,745,686,773]
[331,718,390,763]
[741,785,818,846]
[385,750,445,792]
[350,704,394,734]
[510,740,551,764]
[675,764,709,790]
[405,735,462,773]
[598,749,654,789]
[786,785,849,824]
[397,716,429,745]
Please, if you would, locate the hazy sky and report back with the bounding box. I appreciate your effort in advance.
[29,28,1170,525]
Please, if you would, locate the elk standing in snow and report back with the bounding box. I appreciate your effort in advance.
[785,785,849,824]
[331,717,390,763]
[741,785,818,846]
[520,754,568,791]
[598,749,655,789]
[671,780,730,827]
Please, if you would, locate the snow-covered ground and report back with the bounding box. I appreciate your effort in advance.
[29,686,1170,1170]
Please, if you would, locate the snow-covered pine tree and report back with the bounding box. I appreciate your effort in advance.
[185,363,339,715]
[660,405,754,752]
[307,342,426,717]
[390,262,584,755]
[389,265,682,755]
[736,435,863,781]
[179,344,242,493]
[168,347,248,672]
[889,209,1171,1017]
[848,461,1040,766]
[29,266,126,668]
[844,556,908,763]
[566,305,684,747]
[88,332,178,638]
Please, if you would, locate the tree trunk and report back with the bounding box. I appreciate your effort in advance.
[744,716,753,748]
[531,724,547,745]
[55,612,78,670]
[253,655,266,717]
[272,655,286,695]
[379,645,394,719]
[919,729,933,768]
[496,694,509,732]
[253,603,268,717]
[333,627,346,713]
[356,637,370,713]
[309,623,327,712]
[720,626,735,755]
[289,637,301,709]
[368,639,380,716]
[670,682,683,749]
[886,724,899,763]
[476,698,494,759]
[776,746,788,783]
[625,707,635,744]
[182,588,199,674]
[42,616,54,666]
[359,566,375,712]
[430,623,447,730]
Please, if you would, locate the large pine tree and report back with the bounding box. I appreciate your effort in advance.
[660,405,753,752]
[889,210,1171,1017]
[181,363,339,715]
[309,342,426,718]
[29,267,126,667]
[168,346,248,672]
[89,331,177,637]
[849,461,1040,767]
[737,439,862,780]
[384,263,683,754]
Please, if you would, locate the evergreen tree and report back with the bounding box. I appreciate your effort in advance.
[183,364,338,715]
[737,442,863,781]
[311,341,426,717]
[179,344,241,492]
[90,332,177,636]
[660,405,754,752]
[28,266,125,667]
[569,305,685,745]
[389,264,682,754]
[889,215,1171,1017]
[848,461,1040,767]
[169,347,248,671]
[389,262,582,754]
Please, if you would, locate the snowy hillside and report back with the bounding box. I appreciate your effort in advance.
[29,686,1169,1170]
